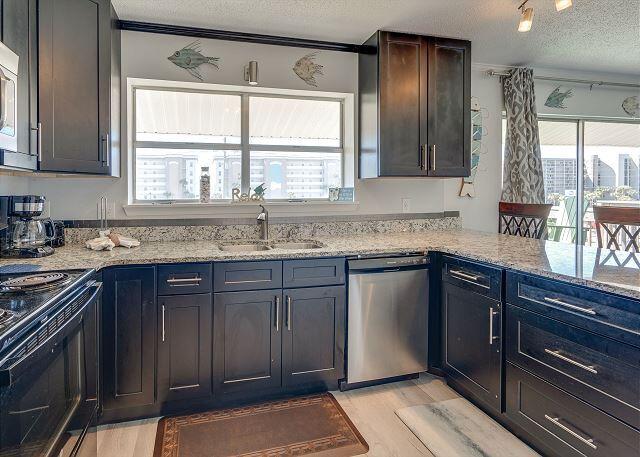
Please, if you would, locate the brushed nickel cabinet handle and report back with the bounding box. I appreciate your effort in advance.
[166,277,202,286]
[489,307,499,345]
[450,269,480,282]
[420,144,428,170]
[544,297,596,315]
[275,295,280,332]
[286,295,292,331]
[544,349,598,374]
[101,134,110,167]
[544,415,597,450]
[161,304,166,342]
[430,145,436,171]
[30,122,42,161]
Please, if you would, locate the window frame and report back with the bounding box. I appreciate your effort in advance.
[130,83,348,204]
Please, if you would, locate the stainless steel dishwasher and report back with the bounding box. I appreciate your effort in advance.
[345,254,429,386]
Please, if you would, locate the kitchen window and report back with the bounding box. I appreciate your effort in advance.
[132,85,349,202]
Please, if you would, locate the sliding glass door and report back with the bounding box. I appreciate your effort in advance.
[537,118,639,246]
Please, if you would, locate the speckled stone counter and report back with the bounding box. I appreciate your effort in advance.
[1,229,638,300]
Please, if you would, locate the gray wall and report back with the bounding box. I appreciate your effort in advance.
[4,31,639,233]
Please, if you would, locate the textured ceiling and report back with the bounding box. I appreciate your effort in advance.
[112,0,640,75]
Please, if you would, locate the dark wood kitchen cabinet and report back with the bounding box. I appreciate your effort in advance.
[442,281,502,412]
[102,266,156,411]
[37,0,120,175]
[359,30,470,178]
[157,293,212,403]
[213,290,282,394]
[282,286,345,387]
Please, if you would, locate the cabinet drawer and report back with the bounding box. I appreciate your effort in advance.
[213,261,282,292]
[506,363,639,457]
[283,258,345,288]
[442,255,502,300]
[157,263,212,295]
[507,305,640,429]
[506,271,640,348]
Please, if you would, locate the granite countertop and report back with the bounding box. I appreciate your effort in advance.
[0,229,638,300]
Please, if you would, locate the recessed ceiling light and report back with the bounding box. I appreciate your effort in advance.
[555,0,573,11]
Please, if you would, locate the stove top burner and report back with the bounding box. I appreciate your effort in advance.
[0,308,12,325]
[0,273,71,293]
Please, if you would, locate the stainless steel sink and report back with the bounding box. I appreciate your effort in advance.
[218,243,272,252]
[271,241,324,250]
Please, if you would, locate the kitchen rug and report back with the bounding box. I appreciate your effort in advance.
[396,398,540,457]
[153,393,368,457]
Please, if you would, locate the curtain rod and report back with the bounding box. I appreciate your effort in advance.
[485,70,640,89]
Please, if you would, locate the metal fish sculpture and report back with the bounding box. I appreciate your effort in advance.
[293,53,324,87]
[544,86,574,109]
[168,41,220,80]
[621,96,639,117]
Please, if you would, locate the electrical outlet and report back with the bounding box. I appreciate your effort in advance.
[402,198,411,213]
[106,202,116,219]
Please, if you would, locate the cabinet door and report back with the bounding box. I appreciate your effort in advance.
[158,294,212,403]
[102,267,156,411]
[213,290,282,394]
[378,32,429,176]
[442,281,501,412]
[282,286,346,387]
[427,37,471,177]
[37,0,110,173]
[0,0,36,169]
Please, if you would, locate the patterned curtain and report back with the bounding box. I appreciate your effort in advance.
[501,68,545,204]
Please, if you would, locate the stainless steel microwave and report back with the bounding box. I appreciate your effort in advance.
[0,41,18,154]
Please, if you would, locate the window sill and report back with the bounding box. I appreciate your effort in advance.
[122,200,360,218]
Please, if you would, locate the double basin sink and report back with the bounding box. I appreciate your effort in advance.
[217,240,324,252]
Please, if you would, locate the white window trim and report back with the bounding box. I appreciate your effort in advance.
[127,78,356,210]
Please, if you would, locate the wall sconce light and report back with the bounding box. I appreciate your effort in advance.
[518,1,534,32]
[555,0,573,11]
[244,61,259,85]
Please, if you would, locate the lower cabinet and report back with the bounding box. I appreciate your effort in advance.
[213,289,282,394]
[157,293,212,403]
[282,286,345,386]
[102,266,156,411]
[442,281,501,412]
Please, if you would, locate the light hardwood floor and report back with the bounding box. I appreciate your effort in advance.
[97,373,461,457]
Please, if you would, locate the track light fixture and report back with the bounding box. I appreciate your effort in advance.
[517,0,573,32]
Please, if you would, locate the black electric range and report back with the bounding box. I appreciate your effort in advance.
[0,268,101,457]
[0,269,95,352]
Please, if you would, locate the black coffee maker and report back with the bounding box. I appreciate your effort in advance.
[0,195,55,258]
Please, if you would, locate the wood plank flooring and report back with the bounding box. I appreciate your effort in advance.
[97,373,461,457]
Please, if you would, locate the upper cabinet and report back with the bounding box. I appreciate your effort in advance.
[359,31,471,178]
[0,0,120,175]
[37,0,120,175]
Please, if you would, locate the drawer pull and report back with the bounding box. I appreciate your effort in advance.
[544,415,597,450]
[543,297,596,315]
[544,349,598,374]
[166,277,202,286]
[450,269,490,289]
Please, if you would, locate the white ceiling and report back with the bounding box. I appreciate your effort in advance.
[112,0,640,76]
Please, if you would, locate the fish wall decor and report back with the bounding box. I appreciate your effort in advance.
[168,40,220,80]
[621,96,639,117]
[544,86,574,109]
[293,53,324,87]
[460,99,487,198]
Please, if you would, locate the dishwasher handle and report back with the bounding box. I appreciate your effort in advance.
[348,256,429,273]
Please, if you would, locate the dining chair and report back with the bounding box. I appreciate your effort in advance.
[498,202,554,239]
[593,205,640,252]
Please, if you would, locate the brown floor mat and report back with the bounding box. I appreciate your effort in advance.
[153,393,369,457]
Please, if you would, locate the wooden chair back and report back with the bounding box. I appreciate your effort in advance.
[593,206,640,252]
[499,202,553,239]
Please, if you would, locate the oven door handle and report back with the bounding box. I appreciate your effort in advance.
[0,282,102,388]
